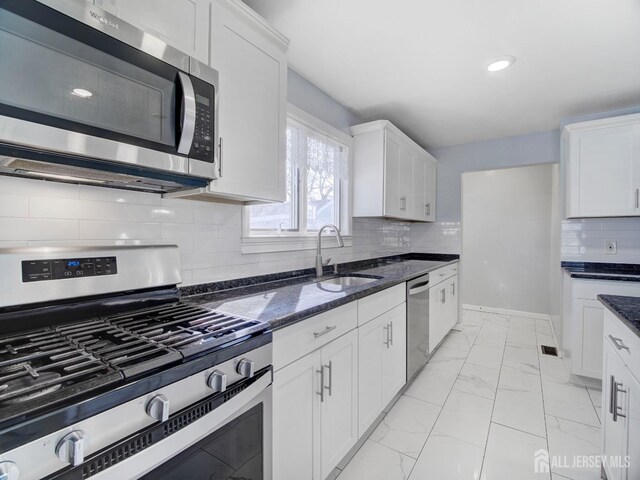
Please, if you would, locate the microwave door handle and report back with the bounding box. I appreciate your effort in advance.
[177,72,196,155]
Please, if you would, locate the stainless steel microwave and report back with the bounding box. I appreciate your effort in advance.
[0,0,219,192]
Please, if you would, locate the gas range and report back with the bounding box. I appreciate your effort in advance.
[0,246,272,480]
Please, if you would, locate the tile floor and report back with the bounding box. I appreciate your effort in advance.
[336,309,603,480]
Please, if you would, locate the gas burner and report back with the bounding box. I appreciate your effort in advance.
[0,372,62,404]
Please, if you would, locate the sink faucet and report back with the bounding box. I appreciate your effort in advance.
[316,224,344,277]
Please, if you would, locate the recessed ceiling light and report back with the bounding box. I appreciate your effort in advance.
[71,88,93,98]
[486,56,516,72]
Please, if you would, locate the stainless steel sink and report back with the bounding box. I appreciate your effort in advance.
[317,276,379,287]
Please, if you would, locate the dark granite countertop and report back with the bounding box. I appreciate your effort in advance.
[181,253,459,330]
[562,262,640,282]
[598,294,640,338]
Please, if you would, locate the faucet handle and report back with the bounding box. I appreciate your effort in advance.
[323,257,332,266]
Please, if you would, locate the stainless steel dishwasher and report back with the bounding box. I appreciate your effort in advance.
[407,273,431,381]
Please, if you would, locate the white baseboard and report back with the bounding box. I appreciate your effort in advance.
[462,304,551,321]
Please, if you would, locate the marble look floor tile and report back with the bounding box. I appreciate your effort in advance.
[493,388,547,438]
[404,365,458,406]
[509,316,537,328]
[426,346,467,373]
[407,432,484,480]
[466,343,505,369]
[546,415,601,480]
[586,387,602,423]
[539,355,571,384]
[453,362,500,400]
[507,328,539,348]
[542,381,600,427]
[440,330,474,353]
[536,332,557,349]
[481,422,550,480]
[431,389,494,447]
[498,365,542,394]
[535,319,553,335]
[503,344,540,374]
[337,440,415,480]
[369,395,441,459]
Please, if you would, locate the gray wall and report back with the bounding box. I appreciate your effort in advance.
[432,130,561,222]
[287,68,362,133]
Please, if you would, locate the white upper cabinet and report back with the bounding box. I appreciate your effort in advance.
[351,120,437,222]
[205,0,288,202]
[94,0,210,64]
[565,113,640,218]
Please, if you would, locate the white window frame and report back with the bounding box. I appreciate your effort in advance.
[242,104,353,254]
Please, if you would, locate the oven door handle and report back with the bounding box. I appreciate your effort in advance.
[177,72,196,155]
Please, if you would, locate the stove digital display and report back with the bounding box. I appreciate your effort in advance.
[22,256,118,282]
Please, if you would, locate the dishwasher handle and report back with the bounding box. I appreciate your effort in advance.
[408,281,430,295]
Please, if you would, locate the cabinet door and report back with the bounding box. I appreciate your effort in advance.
[358,314,385,436]
[320,329,358,479]
[412,156,426,221]
[209,0,287,202]
[572,299,604,379]
[273,350,321,480]
[625,371,640,480]
[424,159,436,221]
[399,146,414,219]
[382,303,407,406]
[603,340,625,480]
[95,0,210,64]
[384,132,403,218]
[568,123,640,217]
[446,275,459,330]
[428,283,446,352]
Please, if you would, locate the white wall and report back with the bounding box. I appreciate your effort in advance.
[461,164,559,315]
[0,176,411,286]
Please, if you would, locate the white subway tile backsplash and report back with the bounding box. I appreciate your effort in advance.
[412,221,462,254]
[562,217,640,263]
[0,193,28,218]
[0,176,413,285]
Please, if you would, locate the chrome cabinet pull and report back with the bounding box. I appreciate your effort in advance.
[613,380,627,422]
[383,323,390,348]
[314,325,337,338]
[218,137,224,178]
[609,375,615,416]
[317,366,325,402]
[425,203,431,217]
[324,361,333,397]
[636,188,639,209]
[440,288,446,304]
[389,321,393,346]
[609,335,630,351]
[451,283,455,296]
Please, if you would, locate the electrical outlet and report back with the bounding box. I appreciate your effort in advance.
[606,240,617,255]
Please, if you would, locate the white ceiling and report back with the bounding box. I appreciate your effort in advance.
[243,0,640,149]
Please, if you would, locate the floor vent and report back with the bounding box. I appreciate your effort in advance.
[541,345,558,356]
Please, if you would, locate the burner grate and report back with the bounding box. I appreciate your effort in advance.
[0,329,116,406]
[107,303,268,357]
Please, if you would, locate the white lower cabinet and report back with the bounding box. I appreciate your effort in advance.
[602,311,640,480]
[273,329,358,480]
[358,303,407,436]
[273,286,407,479]
[428,265,459,353]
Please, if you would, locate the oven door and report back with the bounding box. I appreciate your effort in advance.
[71,370,272,480]
[0,0,217,185]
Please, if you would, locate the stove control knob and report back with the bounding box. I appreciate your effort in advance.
[207,370,227,393]
[146,394,170,422]
[0,461,19,480]
[237,358,255,379]
[55,430,88,467]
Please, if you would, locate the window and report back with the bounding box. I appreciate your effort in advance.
[245,107,351,251]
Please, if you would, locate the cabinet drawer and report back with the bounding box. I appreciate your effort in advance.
[573,279,640,300]
[430,263,458,286]
[273,302,358,371]
[604,310,640,381]
[358,284,405,326]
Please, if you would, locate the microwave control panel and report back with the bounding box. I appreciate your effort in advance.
[22,257,118,282]
[189,76,215,164]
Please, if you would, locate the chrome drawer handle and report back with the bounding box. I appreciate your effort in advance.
[323,361,333,397]
[317,366,325,402]
[314,325,337,338]
[609,335,630,351]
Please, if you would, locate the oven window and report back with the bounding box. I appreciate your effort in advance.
[142,404,263,480]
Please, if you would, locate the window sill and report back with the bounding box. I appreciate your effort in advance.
[241,234,353,254]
